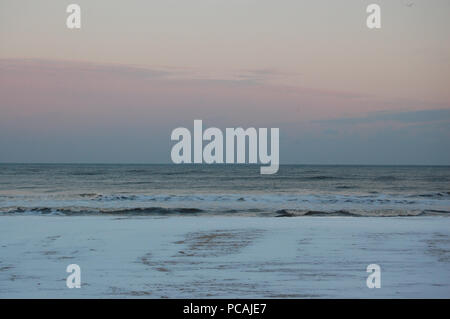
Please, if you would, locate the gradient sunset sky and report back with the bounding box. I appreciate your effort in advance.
[1,0,449,164]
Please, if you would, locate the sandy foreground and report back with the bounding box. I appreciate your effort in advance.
[0,216,449,298]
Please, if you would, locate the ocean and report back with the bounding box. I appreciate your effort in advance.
[1,164,449,217]
[2,164,450,298]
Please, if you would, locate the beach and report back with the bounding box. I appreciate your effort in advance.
[2,0,450,304]
[1,164,449,298]
[1,215,449,298]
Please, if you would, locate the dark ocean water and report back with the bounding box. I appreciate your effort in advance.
[0,164,449,217]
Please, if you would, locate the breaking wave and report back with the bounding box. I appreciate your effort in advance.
[0,206,206,216]
[274,209,450,217]
[0,206,449,217]
[71,192,450,205]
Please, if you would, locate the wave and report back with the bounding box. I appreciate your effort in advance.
[414,192,450,198]
[75,192,447,203]
[91,194,141,201]
[78,193,99,198]
[70,171,106,176]
[305,175,337,180]
[275,209,359,217]
[0,206,205,216]
[2,192,449,212]
[275,209,449,217]
[1,206,449,217]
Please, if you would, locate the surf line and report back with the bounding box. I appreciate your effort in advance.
[170,120,279,174]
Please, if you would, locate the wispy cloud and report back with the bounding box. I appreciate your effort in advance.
[234,68,301,84]
[316,109,450,125]
[0,58,171,79]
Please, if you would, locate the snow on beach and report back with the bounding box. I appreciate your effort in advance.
[0,215,449,298]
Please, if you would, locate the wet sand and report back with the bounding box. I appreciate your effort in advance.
[0,216,449,298]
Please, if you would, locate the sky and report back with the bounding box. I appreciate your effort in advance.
[0,0,449,164]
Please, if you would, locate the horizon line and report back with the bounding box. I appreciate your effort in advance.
[1,162,450,167]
